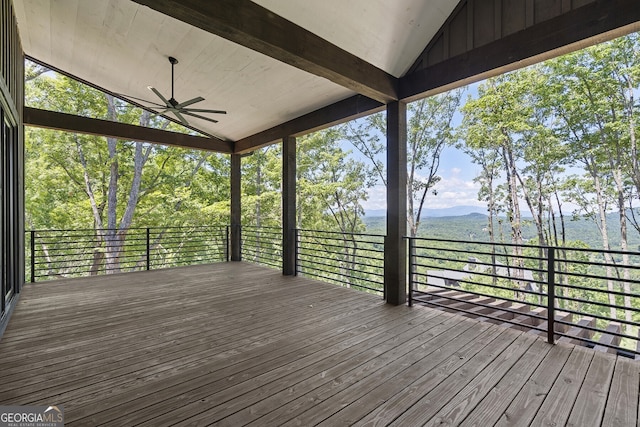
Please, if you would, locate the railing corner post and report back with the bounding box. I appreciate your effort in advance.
[294,228,299,276]
[226,225,230,262]
[30,230,35,283]
[146,228,151,271]
[547,246,556,345]
[408,237,415,307]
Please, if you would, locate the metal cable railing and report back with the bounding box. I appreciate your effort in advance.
[297,229,384,295]
[407,237,640,357]
[25,224,640,356]
[240,225,282,269]
[27,225,228,282]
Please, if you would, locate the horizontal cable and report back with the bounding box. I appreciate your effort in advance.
[411,297,547,331]
[298,257,385,279]
[555,281,638,299]
[297,269,383,294]
[553,307,640,329]
[298,263,384,286]
[555,294,640,314]
[298,253,384,273]
[412,267,546,298]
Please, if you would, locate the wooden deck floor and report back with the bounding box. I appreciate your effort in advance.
[0,262,638,426]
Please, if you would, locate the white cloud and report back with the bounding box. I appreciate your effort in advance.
[362,184,387,210]
[429,176,484,209]
[362,177,485,211]
[451,167,462,175]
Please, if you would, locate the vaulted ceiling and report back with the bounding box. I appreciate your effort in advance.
[12,0,640,153]
[14,0,455,142]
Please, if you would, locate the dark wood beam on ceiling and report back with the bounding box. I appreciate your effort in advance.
[130,0,398,103]
[234,95,384,154]
[23,107,233,153]
[400,0,640,101]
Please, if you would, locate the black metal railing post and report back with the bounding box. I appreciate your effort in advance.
[294,228,299,276]
[226,225,230,262]
[145,228,151,271]
[547,246,556,345]
[30,230,35,283]
[408,237,415,307]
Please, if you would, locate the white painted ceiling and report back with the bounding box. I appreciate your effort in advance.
[13,0,458,142]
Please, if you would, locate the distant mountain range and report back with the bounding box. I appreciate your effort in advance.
[365,205,488,218]
[362,208,640,250]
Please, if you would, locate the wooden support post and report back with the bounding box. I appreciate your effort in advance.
[230,153,242,261]
[282,136,296,275]
[385,101,407,305]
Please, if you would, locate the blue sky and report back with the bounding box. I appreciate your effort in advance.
[354,145,486,212]
[340,81,488,213]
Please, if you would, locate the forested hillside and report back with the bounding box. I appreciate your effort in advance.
[363,212,640,251]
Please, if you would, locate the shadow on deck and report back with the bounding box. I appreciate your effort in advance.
[0,262,637,426]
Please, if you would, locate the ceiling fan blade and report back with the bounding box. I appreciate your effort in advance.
[182,111,219,124]
[176,96,205,109]
[183,108,227,115]
[148,86,171,107]
[148,108,170,119]
[116,93,167,108]
[172,111,190,126]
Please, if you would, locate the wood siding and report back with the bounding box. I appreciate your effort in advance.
[0,0,22,122]
[408,0,596,74]
[0,0,24,334]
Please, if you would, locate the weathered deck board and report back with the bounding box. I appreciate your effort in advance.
[601,357,640,427]
[530,345,594,427]
[458,338,553,427]
[567,351,617,427]
[0,262,636,426]
[495,343,574,427]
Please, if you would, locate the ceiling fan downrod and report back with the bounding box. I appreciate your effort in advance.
[169,56,178,106]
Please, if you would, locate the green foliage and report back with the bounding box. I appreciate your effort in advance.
[25,64,231,275]
[344,90,464,237]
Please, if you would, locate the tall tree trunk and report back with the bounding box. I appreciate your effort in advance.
[612,167,632,334]
[502,145,525,299]
[75,137,105,274]
[102,100,152,274]
[592,172,618,320]
[487,180,498,286]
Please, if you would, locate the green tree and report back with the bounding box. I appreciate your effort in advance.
[26,67,230,275]
[542,36,640,330]
[344,90,464,237]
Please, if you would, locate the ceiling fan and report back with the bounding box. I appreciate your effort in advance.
[144,56,226,126]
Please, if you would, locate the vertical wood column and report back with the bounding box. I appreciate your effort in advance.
[230,153,242,261]
[282,136,297,275]
[385,101,407,305]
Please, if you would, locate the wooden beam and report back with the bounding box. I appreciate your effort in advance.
[400,0,640,101]
[235,95,384,154]
[23,107,233,153]
[130,0,398,103]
